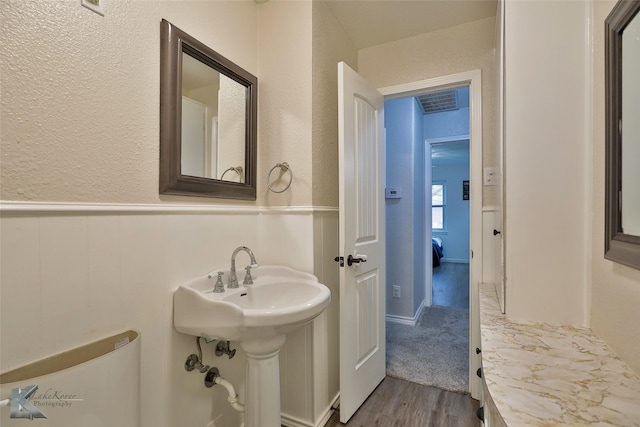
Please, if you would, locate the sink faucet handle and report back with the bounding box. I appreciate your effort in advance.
[242,266,254,285]
[213,271,225,293]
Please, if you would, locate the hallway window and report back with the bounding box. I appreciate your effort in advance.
[432,182,446,230]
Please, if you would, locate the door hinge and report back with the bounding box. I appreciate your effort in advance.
[334,256,344,267]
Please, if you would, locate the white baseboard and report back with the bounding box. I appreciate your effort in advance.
[281,413,315,427]
[281,393,340,427]
[316,394,340,427]
[441,258,470,264]
[386,299,426,326]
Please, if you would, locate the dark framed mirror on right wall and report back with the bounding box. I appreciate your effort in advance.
[605,0,640,270]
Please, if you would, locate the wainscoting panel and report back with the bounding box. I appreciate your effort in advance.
[0,203,337,427]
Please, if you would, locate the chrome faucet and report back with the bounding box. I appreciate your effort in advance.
[228,246,259,288]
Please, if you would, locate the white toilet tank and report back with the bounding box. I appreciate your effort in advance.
[0,330,140,426]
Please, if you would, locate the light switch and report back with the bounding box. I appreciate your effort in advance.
[483,167,498,186]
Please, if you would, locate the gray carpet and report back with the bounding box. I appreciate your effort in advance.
[386,305,469,394]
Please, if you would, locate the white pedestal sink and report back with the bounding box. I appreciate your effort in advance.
[173,265,331,427]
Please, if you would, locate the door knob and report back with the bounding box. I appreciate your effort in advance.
[347,254,367,266]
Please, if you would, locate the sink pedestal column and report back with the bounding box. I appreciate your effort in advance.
[240,335,287,427]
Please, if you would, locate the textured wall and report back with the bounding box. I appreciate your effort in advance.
[311,1,358,208]
[358,17,497,207]
[257,1,313,206]
[591,0,640,375]
[0,0,258,204]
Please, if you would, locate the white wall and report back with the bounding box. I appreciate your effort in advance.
[503,0,590,326]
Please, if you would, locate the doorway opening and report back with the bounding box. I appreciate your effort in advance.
[430,137,470,310]
[378,70,483,398]
[384,85,471,393]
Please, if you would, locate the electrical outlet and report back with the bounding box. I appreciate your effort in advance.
[392,285,401,298]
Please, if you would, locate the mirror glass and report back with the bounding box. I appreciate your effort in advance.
[160,19,257,200]
[621,12,640,235]
[181,53,247,183]
[605,1,640,270]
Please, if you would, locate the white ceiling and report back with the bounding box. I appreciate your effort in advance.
[325,0,498,49]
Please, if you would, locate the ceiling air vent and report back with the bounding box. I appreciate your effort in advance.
[417,89,458,114]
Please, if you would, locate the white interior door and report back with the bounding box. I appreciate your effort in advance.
[337,61,386,423]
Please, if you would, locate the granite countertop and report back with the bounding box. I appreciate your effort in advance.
[479,282,640,426]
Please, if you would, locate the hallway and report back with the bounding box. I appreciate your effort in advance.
[432,262,470,309]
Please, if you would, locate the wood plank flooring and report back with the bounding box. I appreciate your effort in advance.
[323,376,479,427]
[320,263,477,426]
[432,262,469,309]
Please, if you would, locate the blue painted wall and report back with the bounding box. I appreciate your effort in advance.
[425,87,470,263]
[385,97,427,319]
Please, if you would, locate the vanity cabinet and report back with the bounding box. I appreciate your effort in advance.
[480,379,506,427]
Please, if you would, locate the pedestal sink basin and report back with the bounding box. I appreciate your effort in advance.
[173,265,331,340]
[173,265,331,427]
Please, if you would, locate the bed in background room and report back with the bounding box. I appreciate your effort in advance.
[432,237,444,267]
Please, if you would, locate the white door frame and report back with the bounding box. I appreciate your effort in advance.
[378,69,483,399]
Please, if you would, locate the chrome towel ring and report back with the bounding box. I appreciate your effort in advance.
[267,162,293,193]
[220,166,243,182]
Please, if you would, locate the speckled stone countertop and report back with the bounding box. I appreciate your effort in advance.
[479,282,640,426]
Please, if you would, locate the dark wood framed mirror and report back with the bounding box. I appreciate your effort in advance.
[160,19,257,200]
[605,0,640,269]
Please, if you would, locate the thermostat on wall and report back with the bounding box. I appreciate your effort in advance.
[385,187,403,199]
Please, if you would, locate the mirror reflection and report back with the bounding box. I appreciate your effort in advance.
[621,11,640,236]
[181,53,246,183]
